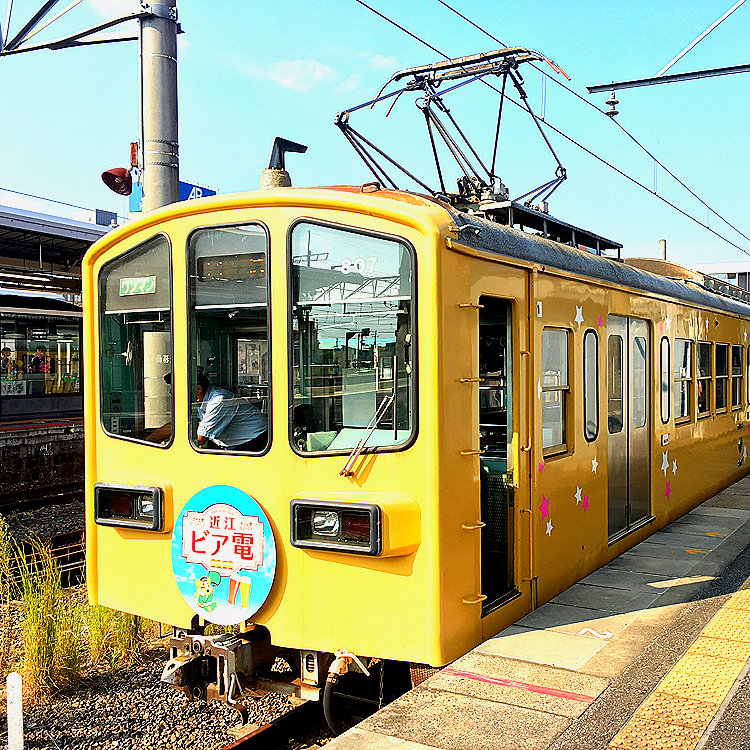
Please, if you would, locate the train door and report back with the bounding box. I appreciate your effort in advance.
[607,315,651,540]
[478,297,515,609]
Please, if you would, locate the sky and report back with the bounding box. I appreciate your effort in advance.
[1,0,749,265]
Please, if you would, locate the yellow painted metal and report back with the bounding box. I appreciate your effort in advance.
[83,186,750,670]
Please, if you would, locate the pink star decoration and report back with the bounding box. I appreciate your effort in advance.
[539,495,550,519]
[665,481,672,499]
[582,496,589,511]
[598,315,603,327]
[539,461,545,473]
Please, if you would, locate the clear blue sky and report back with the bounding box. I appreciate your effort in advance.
[1,0,748,265]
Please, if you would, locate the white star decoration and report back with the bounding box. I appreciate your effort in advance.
[672,460,677,475]
[661,451,669,477]
[591,455,598,473]
[574,306,584,328]
[745,331,748,342]
[574,486,582,504]
[546,519,553,536]
[665,316,671,331]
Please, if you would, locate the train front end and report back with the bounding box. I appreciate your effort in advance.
[82,187,467,708]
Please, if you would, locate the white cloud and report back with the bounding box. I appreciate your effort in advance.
[248,59,335,92]
[335,73,362,94]
[370,54,399,71]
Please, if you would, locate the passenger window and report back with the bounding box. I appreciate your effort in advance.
[289,222,414,453]
[673,339,692,421]
[188,224,270,453]
[732,345,743,409]
[660,337,670,424]
[541,328,569,454]
[607,335,623,434]
[697,342,712,415]
[99,234,172,444]
[716,343,729,413]
[632,336,647,428]
[583,330,598,441]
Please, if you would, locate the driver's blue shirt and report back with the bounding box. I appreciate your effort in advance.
[197,386,267,448]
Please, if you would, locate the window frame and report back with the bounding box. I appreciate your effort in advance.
[583,329,599,442]
[660,336,670,424]
[186,220,272,456]
[98,232,175,448]
[697,340,712,418]
[732,345,743,410]
[716,343,729,414]
[673,338,692,424]
[541,326,570,457]
[286,218,419,458]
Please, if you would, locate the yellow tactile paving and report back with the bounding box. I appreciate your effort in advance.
[609,719,705,749]
[635,691,717,730]
[672,651,746,681]
[607,580,750,749]
[692,636,750,661]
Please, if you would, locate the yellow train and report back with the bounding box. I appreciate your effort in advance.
[83,184,750,714]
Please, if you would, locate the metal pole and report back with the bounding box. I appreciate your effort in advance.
[139,1,179,212]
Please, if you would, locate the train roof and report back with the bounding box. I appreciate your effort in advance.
[85,185,750,319]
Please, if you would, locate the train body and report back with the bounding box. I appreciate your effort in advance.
[83,186,750,702]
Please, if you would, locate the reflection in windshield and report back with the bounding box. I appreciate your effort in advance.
[290,223,414,453]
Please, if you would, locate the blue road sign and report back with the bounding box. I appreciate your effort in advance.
[129,182,216,213]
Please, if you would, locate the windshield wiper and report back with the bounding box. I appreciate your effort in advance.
[339,392,396,477]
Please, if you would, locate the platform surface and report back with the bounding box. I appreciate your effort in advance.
[326,477,750,750]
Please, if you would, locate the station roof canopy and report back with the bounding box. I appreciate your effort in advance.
[0,204,110,271]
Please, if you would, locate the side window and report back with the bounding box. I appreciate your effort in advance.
[716,343,729,413]
[541,328,569,455]
[583,330,598,441]
[732,345,743,409]
[607,334,624,434]
[660,337,670,424]
[632,336,647,428]
[673,339,692,422]
[99,234,173,445]
[188,224,270,453]
[697,341,712,416]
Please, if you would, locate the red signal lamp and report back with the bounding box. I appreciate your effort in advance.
[101,167,133,196]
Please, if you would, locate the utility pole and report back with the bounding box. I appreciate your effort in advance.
[0,1,181,212]
[139,1,179,211]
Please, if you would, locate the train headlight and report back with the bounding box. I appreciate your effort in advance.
[94,483,163,531]
[291,500,381,555]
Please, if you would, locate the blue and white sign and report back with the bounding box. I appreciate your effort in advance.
[129,181,217,213]
[171,485,277,626]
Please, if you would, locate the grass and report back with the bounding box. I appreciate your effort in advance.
[3,523,159,700]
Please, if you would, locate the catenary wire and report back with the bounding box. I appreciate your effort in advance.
[436,0,750,247]
[351,0,750,256]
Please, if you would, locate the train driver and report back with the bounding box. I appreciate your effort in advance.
[195,372,268,452]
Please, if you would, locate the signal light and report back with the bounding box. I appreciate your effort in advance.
[291,500,381,555]
[101,167,133,196]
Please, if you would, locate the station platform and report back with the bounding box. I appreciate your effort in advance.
[327,478,750,750]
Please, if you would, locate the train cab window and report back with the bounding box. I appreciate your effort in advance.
[673,339,692,421]
[607,334,624,433]
[660,337,670,424]
[289,222,414,454]
[541,328,569,454]
[187,224,270,453]
[716,344,729,413]
[583,330,598,440]
[697,342,712,416]
[732,345,743,409]
[99,234,173,444]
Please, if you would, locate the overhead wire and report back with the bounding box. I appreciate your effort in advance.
[351,0,750,255]
[436,0,750,247]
